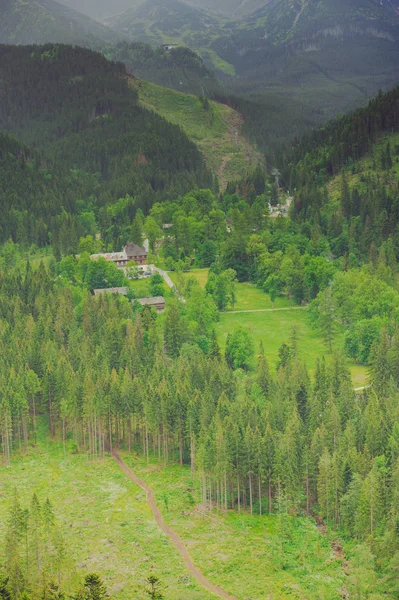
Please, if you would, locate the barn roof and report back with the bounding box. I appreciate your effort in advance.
[136,296,165,306]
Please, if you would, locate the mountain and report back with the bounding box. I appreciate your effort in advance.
[0,44,212,249]
[110,0,399,127]
[0,0,120,46]
[213,0,399,116]
[105,42,223,96]
[105,0,220,45]
[56,0,142,21]
[187,0,270,17]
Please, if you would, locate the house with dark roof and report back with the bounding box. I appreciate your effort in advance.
[136,296,166,313]
[124,243,148,265]
[90,243,148,269]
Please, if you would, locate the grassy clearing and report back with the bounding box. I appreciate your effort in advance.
[0,426,213,600]
[168,268,209,289]
[126,454,347,600]
[199,48,236,76]
[135,79,261,186]
[168,270,367,384]
[229,282,291,311]
[0,426,347,600]
[215,309,367,385]
[129,278,152,298]
[168,270,291,309]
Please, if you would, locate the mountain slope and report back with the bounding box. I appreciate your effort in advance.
[0,0,120,46]
[56,0,142,21]
[135,78,262,187]
[106,0,221,45]
[213,0,399,120]
[0,44,212,250]
[283,85,399,262]
[111,0,399,128]
[105,43,223,96]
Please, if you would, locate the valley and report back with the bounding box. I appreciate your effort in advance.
[0,0,398,597]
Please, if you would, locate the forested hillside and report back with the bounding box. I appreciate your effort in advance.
[136,79,262,186]
[0,34,399,600]
[0,213,399,598]
[104,43,223,97]
[0,44,212,248]
[110,0,399,131]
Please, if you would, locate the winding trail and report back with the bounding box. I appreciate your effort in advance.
[112,451,238,600]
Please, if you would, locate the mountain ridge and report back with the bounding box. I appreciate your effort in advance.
[0,0,121,46]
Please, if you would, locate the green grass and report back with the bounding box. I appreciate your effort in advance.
[123,454,347,600]
[135,80,261,186]
[199,48,236,76]
[168,270,291,309]
[168,270,367,385]
[168,269,209,289]
[216,309,367,386]
[0,425,347,600]
[0,426,213,600]
[230,282,292,311]
[128,278,152,298]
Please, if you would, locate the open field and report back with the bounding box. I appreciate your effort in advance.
[0,425,214,600]
[216,309,368,386]
[168,268,209,289]
[0,427,347,600]
[120,453,348,600]
[229,282,291,311]
[135,80,262,188]
[169,270,291,309]
[169,270,367,385]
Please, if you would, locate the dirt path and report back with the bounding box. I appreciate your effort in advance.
[354,385,371,393]
[112,452,238,600]
[226,306,307,314]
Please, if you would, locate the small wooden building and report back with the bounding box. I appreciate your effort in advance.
[136,296,166,313]
[93,287,129,296]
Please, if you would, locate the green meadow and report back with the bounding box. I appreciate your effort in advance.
[215,309,367,386]
[168,270,367,385]
[0,426,347,600]
[0,427,213,600]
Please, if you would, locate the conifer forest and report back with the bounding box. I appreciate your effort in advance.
[0,4,399,598]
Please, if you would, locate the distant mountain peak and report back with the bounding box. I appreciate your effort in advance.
[0,0,121,46]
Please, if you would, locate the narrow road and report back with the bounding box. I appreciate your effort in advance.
[112,452,238,600]
[354,385,371,393]
[151,266,186,303]
[225,306,307,314]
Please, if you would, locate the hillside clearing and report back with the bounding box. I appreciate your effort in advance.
[134,79,262,189]
[0,430,348,600]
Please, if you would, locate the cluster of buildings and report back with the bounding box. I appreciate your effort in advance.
[90,242,149,270]
[90,243,166,312]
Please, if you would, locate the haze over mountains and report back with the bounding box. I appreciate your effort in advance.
[0,0,119,46]
[1,0,398,147]
[104,0,399,120]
